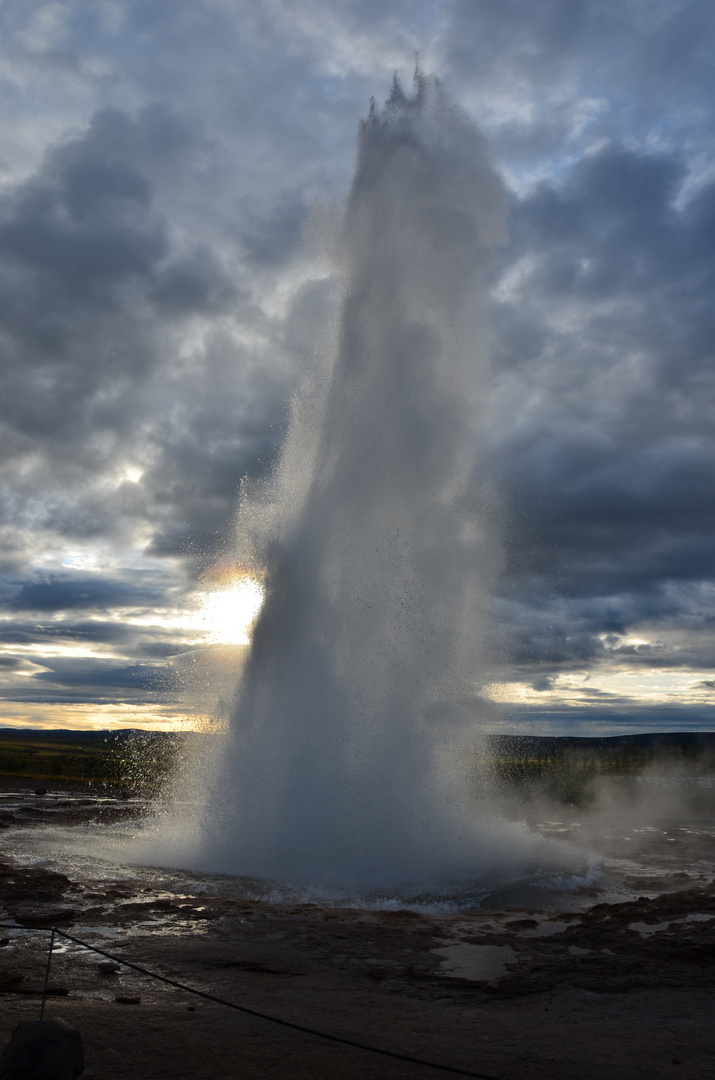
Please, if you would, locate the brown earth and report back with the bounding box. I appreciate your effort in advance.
[0,785,714,1079]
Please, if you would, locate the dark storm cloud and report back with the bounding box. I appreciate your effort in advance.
[0,101,309,577]
[0,656,27,670]
[489,589,715,673]
[0,648,172,705]
[0,619,193,667]
[149,248,238,318]
[141,349,290,560]
[1,0,713,728]
[0,110,172,580]
[32,658,167,693]
[503,703,715,736]
[486,139,715,678]
[239,198,309,269]
[0,620,131,647]
[447,0,714,88]
[445,0,715,167]
[0,91,318,712]
[7,575,163,612]
[0,105,245,451]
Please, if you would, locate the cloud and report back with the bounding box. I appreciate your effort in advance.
[482,137,715,695]
[444,0,715,177]
[0,1,713,730]
[0,99,320,579]
[7,575,162,612]
[31,658,168,694]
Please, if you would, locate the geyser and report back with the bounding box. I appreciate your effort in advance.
[149,75,558,891]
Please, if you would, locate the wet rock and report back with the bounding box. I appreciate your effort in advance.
[11,907,76,927]
[0,1018,83,1079]
[115,995,140,1004]
[380,909,424,923]
[0,861,74,905]
[0,969,25,993]
[97,962,119,975]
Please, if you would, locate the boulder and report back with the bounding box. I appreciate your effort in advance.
[0,1019,83,1080]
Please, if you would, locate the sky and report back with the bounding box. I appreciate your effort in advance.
[0,0,714,735]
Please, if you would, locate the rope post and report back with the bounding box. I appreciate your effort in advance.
[40,927,56,1020]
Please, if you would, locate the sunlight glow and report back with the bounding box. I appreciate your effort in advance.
[185,577,264,645]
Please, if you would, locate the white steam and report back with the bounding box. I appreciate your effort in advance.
[141,74,568,890]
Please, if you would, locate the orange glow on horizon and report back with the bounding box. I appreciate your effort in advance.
[0,701,203,732]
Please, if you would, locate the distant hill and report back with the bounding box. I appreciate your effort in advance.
[486,731,715,807]
[488,732,715,770]
[0,727,176,744]
[489,731,715,755]
[1,727,713,792]
[0,727,186,789]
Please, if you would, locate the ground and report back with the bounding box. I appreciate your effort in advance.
[1,780,714,1080]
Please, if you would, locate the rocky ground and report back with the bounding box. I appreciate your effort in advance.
[1,782,714,1079]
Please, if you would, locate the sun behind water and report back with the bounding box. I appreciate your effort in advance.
[187,571,264,645]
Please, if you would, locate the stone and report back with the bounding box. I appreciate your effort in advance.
[0,1018,84,1080]
[0,971,24,993]
[10,908,76,928]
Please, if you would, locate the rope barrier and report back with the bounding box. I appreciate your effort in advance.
[7,923,502,1080]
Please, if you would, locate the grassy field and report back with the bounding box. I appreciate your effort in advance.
[1,727,714,803]
[0,728,185,791]
[488,731,715,807]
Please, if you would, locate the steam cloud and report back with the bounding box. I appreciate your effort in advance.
[145,75,561,889]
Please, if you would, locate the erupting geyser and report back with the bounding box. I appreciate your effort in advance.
[148,74,557,892]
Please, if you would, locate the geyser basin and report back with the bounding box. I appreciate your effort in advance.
[140,74,571,890]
